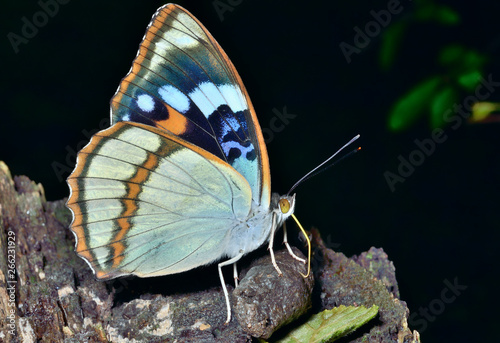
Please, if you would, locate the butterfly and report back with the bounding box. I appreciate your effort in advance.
[66,3,310,323]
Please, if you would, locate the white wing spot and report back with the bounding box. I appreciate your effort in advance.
[173,35,197,47]
[219,84,247,114]
[159,85,190,113]
[164,17,198,49]
[189,82,220,117]
[137,94,155,112]
[188,82,246,117]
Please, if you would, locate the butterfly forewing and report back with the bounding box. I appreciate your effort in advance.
[110,4,270,206]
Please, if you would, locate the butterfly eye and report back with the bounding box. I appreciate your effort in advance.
[279,199,290,214]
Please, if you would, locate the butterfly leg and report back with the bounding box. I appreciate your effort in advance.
[218,252,244,324]
[268,213,283,276]
[233,262,239,288]
[283,221,306,264]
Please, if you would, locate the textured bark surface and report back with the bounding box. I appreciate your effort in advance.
[232,248,314,339]
[312,229,420,343]
[0,161,420,342]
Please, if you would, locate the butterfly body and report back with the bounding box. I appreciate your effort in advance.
[67,3,301,323]
[224,193,295,259]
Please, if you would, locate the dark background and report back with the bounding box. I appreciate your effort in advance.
[2,0,499,341]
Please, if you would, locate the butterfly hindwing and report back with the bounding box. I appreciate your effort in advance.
[110,4,270,206]
[67,121,253,279]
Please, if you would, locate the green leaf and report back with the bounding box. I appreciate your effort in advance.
[433,5,460,25]
[430,86,458,128]
[270,305,378,343]
[388,76,442,131]
[415,3,460,25]
[439,45,486,75]
[457,70,482,91]
[379,22,407,70]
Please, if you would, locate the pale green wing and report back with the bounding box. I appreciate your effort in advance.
[67,121,252,279]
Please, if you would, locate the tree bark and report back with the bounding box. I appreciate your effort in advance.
[0,161,419,342]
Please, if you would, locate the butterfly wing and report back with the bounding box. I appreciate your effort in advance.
[67,122,252,279]
[110,4,270,207]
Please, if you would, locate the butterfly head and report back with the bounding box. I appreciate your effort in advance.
[278,196,294,215]
[274,193,311,278]
[272,193,296,226]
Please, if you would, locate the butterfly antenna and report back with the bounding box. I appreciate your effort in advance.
[287,134,361,195]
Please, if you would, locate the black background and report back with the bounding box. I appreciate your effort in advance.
[2,0,499,341]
